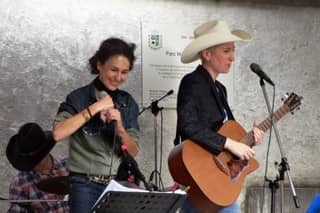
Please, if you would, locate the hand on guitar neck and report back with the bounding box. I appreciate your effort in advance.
[252,121,265,145]
[224,122,264,161]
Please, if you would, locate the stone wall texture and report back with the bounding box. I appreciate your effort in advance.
[0,0,319,212]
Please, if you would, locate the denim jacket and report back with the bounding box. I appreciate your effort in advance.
[55,79,139,175]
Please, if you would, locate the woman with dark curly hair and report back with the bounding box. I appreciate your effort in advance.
[53,37,139,212]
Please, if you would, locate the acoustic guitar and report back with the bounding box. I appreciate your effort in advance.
[168,93,302,212]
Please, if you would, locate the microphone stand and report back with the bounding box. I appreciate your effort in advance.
[139,91,172,115]
[259,79,300,213]
[139,90,173,190]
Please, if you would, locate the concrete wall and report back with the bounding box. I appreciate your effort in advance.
[0,0,319,212]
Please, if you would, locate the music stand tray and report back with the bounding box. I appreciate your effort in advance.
[91,180,186,213]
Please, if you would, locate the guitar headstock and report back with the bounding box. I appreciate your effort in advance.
[283,92,303,113]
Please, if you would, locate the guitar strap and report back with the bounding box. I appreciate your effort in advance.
[215,82,234,121]
[173,126,181,146]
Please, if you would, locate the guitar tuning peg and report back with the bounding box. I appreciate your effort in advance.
[281,93,289,101]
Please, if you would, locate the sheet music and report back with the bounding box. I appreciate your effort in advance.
[91,180,186,211]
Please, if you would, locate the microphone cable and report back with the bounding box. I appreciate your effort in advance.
[158,109,164,191]
[98,90,119,181]
[108,121,118,182]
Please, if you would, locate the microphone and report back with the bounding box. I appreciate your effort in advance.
[98,91,126,109]
[97,90,117,127]
[250,63,275,86]
[167,89,174,96]
[98,90,108,99]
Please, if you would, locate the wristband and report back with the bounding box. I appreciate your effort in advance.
[86,107,93,118]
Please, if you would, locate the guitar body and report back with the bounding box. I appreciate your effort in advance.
[168,120,259,213]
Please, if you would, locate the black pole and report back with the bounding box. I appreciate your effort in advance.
[266,177,279,213]
[139,89,174,190]
[257,74,299,212]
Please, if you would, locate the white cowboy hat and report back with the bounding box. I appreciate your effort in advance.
[181,20,252,64]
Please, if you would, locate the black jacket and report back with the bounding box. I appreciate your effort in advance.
[175,65,235,155]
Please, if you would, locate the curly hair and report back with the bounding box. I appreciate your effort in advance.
[89,37,136,74]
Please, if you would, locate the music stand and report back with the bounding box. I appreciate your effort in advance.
[91,190,186,213]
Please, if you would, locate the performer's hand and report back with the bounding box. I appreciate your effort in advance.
[224,139,255,161]
[102,108,125,131]
[252,121,264,145]
[96,93,114,123]
[97,94,114,111]
[104,108,121,123]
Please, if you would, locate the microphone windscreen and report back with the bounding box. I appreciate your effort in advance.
[98,91,108,99]
[167,89,174,95]
[250,63,260,73]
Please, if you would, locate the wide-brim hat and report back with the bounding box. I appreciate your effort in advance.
[6,123,55,171]
[181,20,252,64]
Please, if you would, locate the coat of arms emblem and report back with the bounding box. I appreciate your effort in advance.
[148,33,162,49]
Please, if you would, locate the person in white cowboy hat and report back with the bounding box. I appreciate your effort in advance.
[6,122,69,212]
[174,20,265,213]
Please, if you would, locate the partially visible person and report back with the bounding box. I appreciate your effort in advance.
[6,122,69,213]
[175,20,264,213]
[52,37,139,212]
[306,194,320,213]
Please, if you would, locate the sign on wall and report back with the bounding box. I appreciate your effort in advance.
[141,22,234,108]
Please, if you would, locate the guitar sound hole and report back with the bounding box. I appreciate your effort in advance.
[227,159,248,180]
[232,154,240,160]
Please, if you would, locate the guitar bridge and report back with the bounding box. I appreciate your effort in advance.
[213,156,230,176]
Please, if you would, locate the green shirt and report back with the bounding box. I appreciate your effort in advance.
[55,111,139,176]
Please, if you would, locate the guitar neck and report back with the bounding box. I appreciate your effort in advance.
[241,104,290,146]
